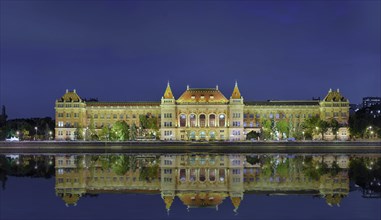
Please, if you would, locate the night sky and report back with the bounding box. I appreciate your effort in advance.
[1,1,380,119]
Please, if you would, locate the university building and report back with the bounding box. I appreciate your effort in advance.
[54,82,349,141]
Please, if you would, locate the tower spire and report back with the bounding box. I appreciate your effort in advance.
[231,81,241,99]
[163,82,174,99]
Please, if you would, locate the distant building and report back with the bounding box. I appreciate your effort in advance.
[362,97,381,108]
[361,97,381,118]
[54,84,350,141]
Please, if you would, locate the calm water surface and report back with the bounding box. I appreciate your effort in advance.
[0,152,380,220]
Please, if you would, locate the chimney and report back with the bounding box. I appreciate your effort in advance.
[66,89,68,93]
[187,85,189,90]
[74,89,76,93]
[216,85,219,90]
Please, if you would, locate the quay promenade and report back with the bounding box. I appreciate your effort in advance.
[0,140,380,154]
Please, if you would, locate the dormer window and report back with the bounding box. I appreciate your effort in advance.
[210,95,214,99]
[201,95,205,99]
[191,95,195,99]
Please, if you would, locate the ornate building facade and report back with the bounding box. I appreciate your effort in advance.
[54,83,349,141]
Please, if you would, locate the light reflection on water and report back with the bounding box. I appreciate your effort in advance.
[0,153,380,220]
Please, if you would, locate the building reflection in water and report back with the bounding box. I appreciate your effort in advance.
[53,153,358,211]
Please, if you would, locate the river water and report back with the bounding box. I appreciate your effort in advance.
[0,152,380,220]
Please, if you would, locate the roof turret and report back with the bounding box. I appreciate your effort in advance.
[231,197,241,212]
[323,88,348,102]
[231,81,241,99]
[58,89,82,102]
[163,82,174,99]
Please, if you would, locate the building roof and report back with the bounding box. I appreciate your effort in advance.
[177,87,229,104]
[323,89,348,102]
[245,100,320,106]
[86,101,160,107]
[231,81,242,99]
[178,192,227,208]
[58,89,82,102]
[163,82,175,99]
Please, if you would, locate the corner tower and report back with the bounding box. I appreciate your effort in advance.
[229,82,244,141]
[160,82,177,140]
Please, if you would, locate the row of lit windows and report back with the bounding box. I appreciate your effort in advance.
[164,130,173,136]
[232,130,241,135]
[325,112,347,117]
[163,122,172,127]
[242,113,320,119]
[57,122,79,127]
[163,113,173,118]
[323,103,348,107]
[56,104,81,108]
[57,130,72,136]
[90,114,159,119]
[163,169,172,174]
[57,113,79,118]
[232,121,241,127]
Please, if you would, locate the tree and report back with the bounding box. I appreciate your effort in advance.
[276,119,289,139]
[111,121,129,141]
[88,116,98,140]
[261,119,272,140]
[318,120,329,140]
[130,123,137,140]
[74,125,84,140]
[99,126,111,141]
[329,119,340,140]
[246,131,259,140]
[302,116,320,139]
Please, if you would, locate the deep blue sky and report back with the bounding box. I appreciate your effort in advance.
[1,1,380,119]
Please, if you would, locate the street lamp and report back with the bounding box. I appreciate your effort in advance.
[34,127,38,141]
[302,131,305,141]
[49,131,52,140]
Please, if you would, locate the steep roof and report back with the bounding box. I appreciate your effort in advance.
[231,81,241,99]
[323,89,348,102]
[163,82,174,99]
[178,192,227,208]
[245,100,320,106]
[86,101,160,107]
[58,89,82,102]
[177,87,229,104]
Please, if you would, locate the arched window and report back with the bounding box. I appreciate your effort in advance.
[219,114,225,127]
[209,169,216,181]
[219,169,225,182]
[209,114,216,127]
[199,169,206,182]
[200,131,206,140]
[179,169,186,182]
[199,114,206,127]
[180,114,186,127]
[190,131,196,140]
[190,114,196,127]
[209,131,216,140]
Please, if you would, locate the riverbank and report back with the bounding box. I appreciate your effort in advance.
[0,140,380,154]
